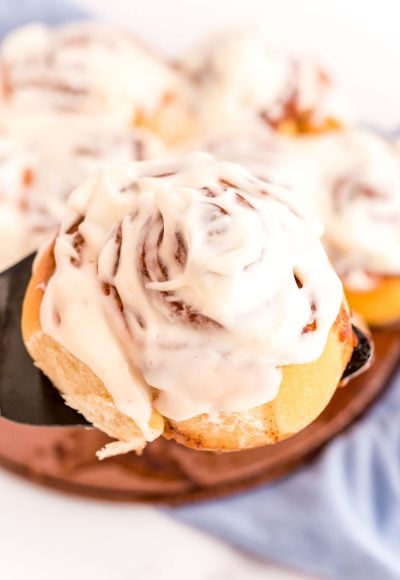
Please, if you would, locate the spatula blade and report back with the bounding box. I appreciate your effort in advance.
[0,254,89,427]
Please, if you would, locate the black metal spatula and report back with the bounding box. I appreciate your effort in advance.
[0,254,372,428]
[0,254,88,426]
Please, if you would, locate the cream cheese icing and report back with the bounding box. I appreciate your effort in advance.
[40,153,343,440]
[0,112,165,272]
[0,132,43,271]
[180,29,350,135]
[199,126,320,213]
[206,128,400,290]
[313,130,400,288]
[0,21,179,126]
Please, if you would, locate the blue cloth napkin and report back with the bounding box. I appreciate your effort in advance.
[173,374,400,579]
[1,2,400,578]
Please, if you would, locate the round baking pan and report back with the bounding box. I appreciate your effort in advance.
[0,328,398,505]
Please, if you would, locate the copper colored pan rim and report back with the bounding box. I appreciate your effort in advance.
[0,329,398,505]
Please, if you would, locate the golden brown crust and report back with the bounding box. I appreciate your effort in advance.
[164,305,354,450]
[345,276,400,328]
[22,243,164,459]
[22,242,354,454]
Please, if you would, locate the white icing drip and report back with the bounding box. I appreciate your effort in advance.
[180,29,350,135]
[0,22,178,125]
[40,153,342,437]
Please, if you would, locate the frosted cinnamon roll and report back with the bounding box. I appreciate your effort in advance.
[0,22,189,139]
[205,128,400,326]
[0,130,45,271]
[180,29,349,138]
[314,130,400,326]
[22,153,356,457]
[0,112,164,271]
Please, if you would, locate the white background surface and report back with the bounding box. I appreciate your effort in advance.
[1,468,292,580]
[79,0,400,127]
[2,1,400,579]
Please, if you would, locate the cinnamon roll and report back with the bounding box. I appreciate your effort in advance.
[22,153,356,457]
[315,130,400,327]
[0,128,44,271]
[180,29,349,138]
[206,128,400,327]
[0,22,189,140]
[0,112,165,271]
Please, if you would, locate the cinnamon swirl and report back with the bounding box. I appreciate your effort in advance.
[22,153,356,456]
[205,128,400,326]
